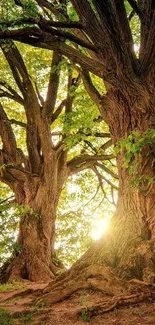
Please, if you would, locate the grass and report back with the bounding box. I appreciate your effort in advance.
[0,281,27,292]
[0,309,35,325]
[19,312,33,323]
[0,309,13,325]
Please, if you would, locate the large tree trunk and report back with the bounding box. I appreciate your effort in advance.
[42,87,155,303]
[4,153,68,283]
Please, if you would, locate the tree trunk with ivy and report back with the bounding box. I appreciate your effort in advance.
[41,87,155,303]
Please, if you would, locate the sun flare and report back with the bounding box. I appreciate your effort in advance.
[91,218,110,240]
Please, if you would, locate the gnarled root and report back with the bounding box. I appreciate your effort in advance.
[78,288,155,319]
[39,265,129,304]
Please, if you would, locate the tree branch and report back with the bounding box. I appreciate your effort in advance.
[0,28,105,78]
[95,162,118,180]
[0,103,17,159]
[68,153,115,175]
[38,23,96,51]
[40,19,83,29]
[44,51,62,118]
[91,165,117,206]
[81,70,105,118]
[9,119,26,128]
[34,82,45,106]
[0,81,24,105]
[99,139,112,151]
[52,99,66,123]
[0,40,30,95]
[0,17,83,29]
[139,8,155,76]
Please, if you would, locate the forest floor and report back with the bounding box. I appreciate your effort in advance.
[0,281,155,325]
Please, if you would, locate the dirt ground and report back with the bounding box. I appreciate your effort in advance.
[0,281,155,325]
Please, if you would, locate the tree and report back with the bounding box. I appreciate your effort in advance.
[0,4,114,282]
[0,0,155,303]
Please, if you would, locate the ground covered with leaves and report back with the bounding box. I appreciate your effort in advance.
[0,281,154,325]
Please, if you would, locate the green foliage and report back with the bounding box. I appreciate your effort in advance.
[80,294,93,322]
[0,189,19,265]
[0,281,26,292]
[0,309,13,325]
[22,0,39,18]
[19,312,32,323]
[81,308,91,322]
[12,242,22,255]
[0,309,34,325]
[33,300,46,310]
[0,0,21,22]
[67,2,79,20]
[116,129,155,189]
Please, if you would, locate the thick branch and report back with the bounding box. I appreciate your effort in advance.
[112,0,137,69]
[80,132,110,138]
[52,99,66,123]
[81,70,105,118]
[99,139,112,151]
[1,40,30,95]
[0,103,17,158]
[0,41,44,174]
[65,72,80,114]
[38,23,96,51]
[0,28,105,78]
[68,153,115,175]
[92,0,138,73]
[9,119,26,128]
[0,81,23,105]
[92,165,118,191]
[40,19,83,29]
[0,18,83,29]
[44,51,62,117]
[139,9,155,76]
[95,162,118,180]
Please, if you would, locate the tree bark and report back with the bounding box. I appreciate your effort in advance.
[41,86,155,303]
[7,163,68,282]
[1,146,69,283]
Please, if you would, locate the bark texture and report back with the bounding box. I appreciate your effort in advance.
[41,78,155,302]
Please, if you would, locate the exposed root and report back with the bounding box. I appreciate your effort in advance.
[0,289,34,304]
[129,278,155,287]
[38,265,129,304]
[78,289,155,319]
